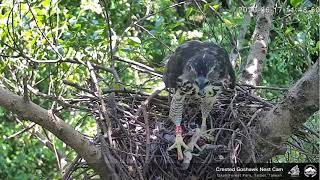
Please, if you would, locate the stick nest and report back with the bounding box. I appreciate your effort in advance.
[99,86,273,179]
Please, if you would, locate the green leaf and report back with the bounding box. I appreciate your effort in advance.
[290,0,302,8]
[212,4,220,10]
[34,8,43,16]
[178,34,186,44]
[110,1,116,9]
[22,31,32,39]
[223,18,233,25]
[186,7,194,17]
[285,27,294,34]
[41,0,51,8]
[128,37,141,44]
[74,24,81,31]
[203,4,209,11]
[316,41,320,50]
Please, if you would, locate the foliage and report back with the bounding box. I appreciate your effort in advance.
[0,111,59,179]
[0,0,318,178]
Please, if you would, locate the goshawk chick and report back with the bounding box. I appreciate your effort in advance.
[163,40,235,160]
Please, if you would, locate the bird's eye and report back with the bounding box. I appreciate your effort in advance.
[204,81,209,86]
[183,81,191,86]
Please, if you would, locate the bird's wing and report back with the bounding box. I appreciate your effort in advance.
[163,40,204,88]
[201,42,236,88]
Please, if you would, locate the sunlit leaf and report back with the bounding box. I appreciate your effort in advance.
[41,0,51,7]
[223,18,233,25]
[290,0,302,8]
[212,4,220,10]
[186,7,194,17]
[285,27,294,34]
[74,23,81,31]
[128,37,141,44]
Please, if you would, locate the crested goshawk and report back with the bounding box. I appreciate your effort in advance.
[163,40,235,160]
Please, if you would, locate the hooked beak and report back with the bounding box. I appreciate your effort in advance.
[199,88,205,96]
[195,77,206,96]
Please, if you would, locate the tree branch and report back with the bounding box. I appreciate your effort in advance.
[242,60,319,162]
[241,0,275,86]
[0,86,113,179]
[230,6,254,68]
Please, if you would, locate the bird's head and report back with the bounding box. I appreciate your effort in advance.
[177,54,222,97]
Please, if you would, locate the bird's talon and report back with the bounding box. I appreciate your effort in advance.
[168,134,190,160]
[200,125,207,131]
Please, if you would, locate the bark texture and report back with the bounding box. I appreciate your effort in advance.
[0,86,113,179]
[241,0,275,86]
[0,60,318,176]
[241,61,319,162]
